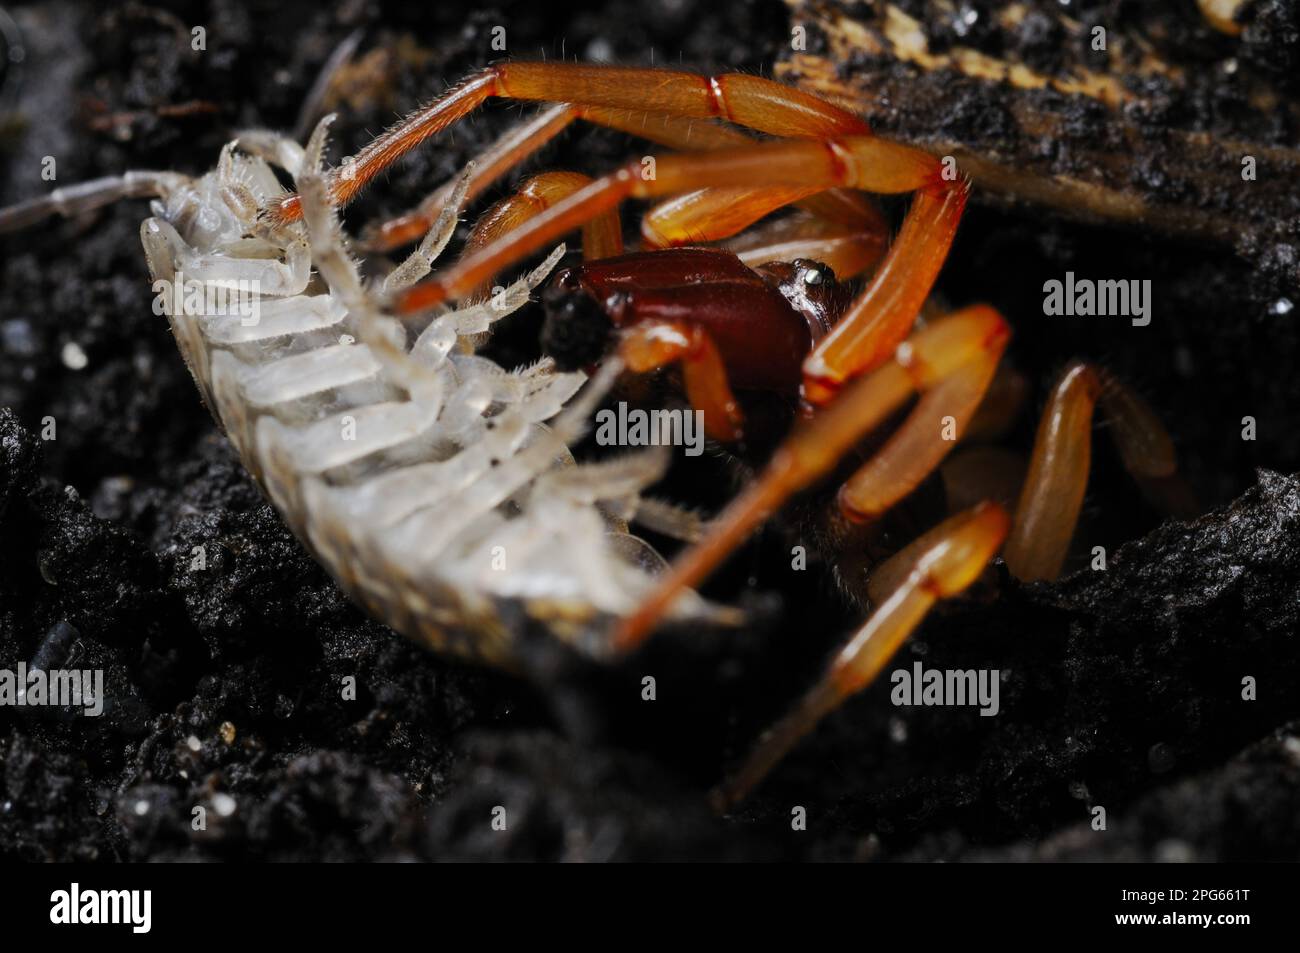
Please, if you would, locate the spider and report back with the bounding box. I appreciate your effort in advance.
[264,61,1189,805]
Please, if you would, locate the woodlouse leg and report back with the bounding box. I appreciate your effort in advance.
[459,171,623,301]
[382,164,476,294]
[614,305,1011,652]
[292,27,366,142]
[0,171,189,233]
[1003,362,1181,582]
[713,501,1010,809]
[407,246,568,369]
[294,115,450,402]
[617,320,745,442]
[233,129,309,178]
[632,496,707,544]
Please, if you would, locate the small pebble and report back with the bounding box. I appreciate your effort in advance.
[212,793,237,818]
[888,717,908,744]
[60,341,88,370]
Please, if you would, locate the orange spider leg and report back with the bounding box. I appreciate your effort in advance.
[618,320,744,442]
[1097,370,1196,519]
[270,63,877,226]
[460,171,623,301]
[1003,362,1180,582]
[801,181,969,406]
[641,161,892,254]
[613,304,1011,652]
[837,335,1005,522]
[641,186,826,248]
[391,135,949,316]
[578,103,884,238]
[556,106,886,236]
[364,101,883,252]
[1003,363,1100,583]
[728,211,887,279]
[713,500,1010,809]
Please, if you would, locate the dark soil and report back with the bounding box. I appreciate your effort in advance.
[0,0,1298,861]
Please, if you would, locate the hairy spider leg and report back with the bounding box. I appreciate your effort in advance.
[363,101,883,252]
[802,180,968,406]
[269,63,877,226]
[863,361,1181,593]
[640,179,889,280]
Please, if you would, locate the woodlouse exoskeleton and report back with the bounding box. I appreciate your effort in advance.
[0,58,1198,807]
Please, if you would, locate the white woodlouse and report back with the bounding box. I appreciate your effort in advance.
[83,118,730,671]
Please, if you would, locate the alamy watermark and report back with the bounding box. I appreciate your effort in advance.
[890,662,1000,716]
[50,883,151,933]
[1043,272,1151,326]
[594,401,705,457]
[152,269,261,326]
[0,663,104,716]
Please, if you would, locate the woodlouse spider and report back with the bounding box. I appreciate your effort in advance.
[262,61,1189,806]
